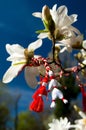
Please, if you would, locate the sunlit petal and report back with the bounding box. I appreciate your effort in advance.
[37,33,49,39]
[83,40,86,49]
[60,47,67,53]
[32,12,42,18]
[52,4,57,11]
[57,5,68,16]
[82,60,86,65]
[7,54,26,62]
[2,64,24,83]
[28,39,42,51]
[6,44,24,55]
[69,14,78,23]
[69,26,81,34]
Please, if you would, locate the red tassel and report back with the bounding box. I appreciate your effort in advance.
[29,76,48,112]
[30,86,47,112]
[32,89,39,99]
[32,85,48,99]
[30,95,44,112]
[80,85,86,112]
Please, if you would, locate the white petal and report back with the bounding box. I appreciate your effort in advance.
[55,43,65,47]
[83,40,86,49]
[61,15,72,27]
[6,44,24,55]
[28,39,42,51]
[37,33,48,39]
[69,14,78,23]
[52,4,57,11]
[57,5,68,16]
[60,47,67,53]
[82,59,86,65]
[32,12,42,18]
[2,64,24,83]
[60,14,77,27]
[24,66,39,88]
[69,26,81,34]
[6,44,13,55]
[7,54,25,62]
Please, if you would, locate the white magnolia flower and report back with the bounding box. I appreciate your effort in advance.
[80,49,86,65]
[73,105,86,130]
[2,39,42,88]
[55,35,83,53]
[48,117,75,130]
[75,111,86,130]
[75,119,86,130]
[32,4,80,41]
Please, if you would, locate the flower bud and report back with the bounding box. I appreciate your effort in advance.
[42,5,55,36]
[74,105,86,118]
[42,5,51,22]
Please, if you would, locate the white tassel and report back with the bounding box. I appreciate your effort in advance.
[62,98,68,104]
[50,101,56,108]
[48,70,68,108]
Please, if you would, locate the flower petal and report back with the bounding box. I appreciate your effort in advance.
[37,32,49,39]
[32,12,42,18]
[52,4,57,11]
[7,54,26,62]
[57,5,68,16]
[69,26,81,35]
[2,64,24,83]
[28,39,42,51]
[6,44,24,55]
[55,43,65,47]
[69,14,78,23]
[60,47,67,53]
[82,59,86,65]
[83,40,86,49]
[24,66,39,88]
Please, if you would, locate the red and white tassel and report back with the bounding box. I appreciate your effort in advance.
[29,94,44,112]
[29,76,49,112]
[48,70,68,108]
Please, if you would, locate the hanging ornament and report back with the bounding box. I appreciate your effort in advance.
[48,70,68,108]
[29,76,49,112]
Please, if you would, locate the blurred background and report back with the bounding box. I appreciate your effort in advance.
[0,0,86,129]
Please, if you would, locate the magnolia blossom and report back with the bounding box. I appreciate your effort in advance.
[2,39,42,88]
[48,117,75,130]
[55,35,83,53]
[80,49,86,65]
[32,4,80,41]
[75,111,86,130]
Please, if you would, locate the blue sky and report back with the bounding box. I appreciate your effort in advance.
[0,0,86,112]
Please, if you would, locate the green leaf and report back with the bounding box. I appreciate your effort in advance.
[36,29,48,34]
